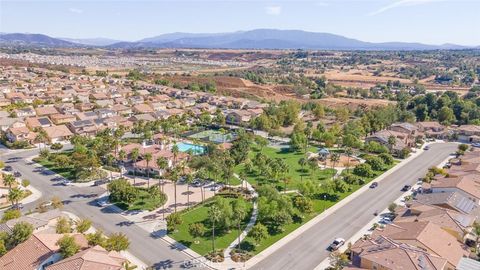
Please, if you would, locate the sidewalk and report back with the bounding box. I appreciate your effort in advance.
[63,211,149,270]
[314,146,456,270]
[244,143,432,269]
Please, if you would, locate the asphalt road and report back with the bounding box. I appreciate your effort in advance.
[250,142,458,270]
[0,147,196,270]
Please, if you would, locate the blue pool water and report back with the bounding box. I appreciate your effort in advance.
[176,142,206,155]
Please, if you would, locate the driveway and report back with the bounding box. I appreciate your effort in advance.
[0,147,206,269]
[250,142,458,270]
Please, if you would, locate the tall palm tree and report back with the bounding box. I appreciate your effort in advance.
[298,157,307,181]
[172,144,180,166]
[208,204,222,253]
[118,149,127,164]
[130,148,140,185]
[144,153,153,188]
[156,157,168,191]
[330,153,340,179]
[388,135,396,153]
[345,148,353,170]
[2,173,16,190]
[308,159,318,180]
[170,166,180,212]
[8,187,23,206]
[185,174,194,209]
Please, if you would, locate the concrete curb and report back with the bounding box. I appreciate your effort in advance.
[244,144,431,268]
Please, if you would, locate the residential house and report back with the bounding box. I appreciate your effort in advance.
[45,245,126,270]
[428,174,480,204]
[67,120,98,136]
[415,192,480,220]
[371,221,469,268]
[350,235,448,270]
[50,113,77,125]
[132,103,154,114]
[5,126,36,143]
[14,107,36,118]
[35,106,59,117]
[0,233,88,270]
[43,125,74,143]
[416,122,448,139]
[455,125,480,143]
[25,117,53,129]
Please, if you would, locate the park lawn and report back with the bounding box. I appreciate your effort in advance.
[169,197,253,256]
[239,161,399,255]
[33,151,75,180]
[235,146,336,190]
[114,189,166,211]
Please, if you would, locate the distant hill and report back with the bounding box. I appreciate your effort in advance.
[109,29,473,50]
[1,30,477,50]
[0,33,77,47]
[59,37,122,46]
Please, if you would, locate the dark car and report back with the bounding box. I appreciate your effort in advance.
[11,203,24,210]
[401,185,412,192]
[328,238,345,251]
[423,146,430,150]
[369,182,378,188]
[3,165,13,172]
[13,171,22,177]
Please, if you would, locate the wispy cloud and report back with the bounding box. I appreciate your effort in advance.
[68,7,83,14]
[265,5,282,15]
[369,0,444,16]
[315,1,330,7]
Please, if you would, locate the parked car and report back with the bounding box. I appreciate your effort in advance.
[423,146,430,150]
[210,184,223,191]
[369,182,378,188]
[96,199,108,207]
[13,171,22,177]
[3,165,13,172]
[401,185,412,192]
[11,203,24,210]
[192,180,203,187]
[94,179,109,186]
[472,143,480,148]
[380,216,393,224]
[329,238,345,251]
[62,180,72,186]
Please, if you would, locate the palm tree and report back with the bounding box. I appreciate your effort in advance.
[298,157,307,181]
[170,166,180,213]
[208,204,222,253]
[8,187,23,206]
[185,174,194,209]
[35,128,48,150]
[2,173,16,190]
[156,157,169,191]
[388,135,396,153]
[345,148,353,170]
[172,144,180,166]
[144,153,153,188]
[308,159,318,180]
[130,148,140,185]
[118,149,127,164]
[330,153,340,180]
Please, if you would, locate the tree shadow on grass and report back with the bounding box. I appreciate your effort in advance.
[238,240,255,252]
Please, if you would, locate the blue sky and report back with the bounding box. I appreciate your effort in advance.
[1,0,479,45]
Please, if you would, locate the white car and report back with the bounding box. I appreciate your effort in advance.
[62,180,72,186]
[329,238,345,251]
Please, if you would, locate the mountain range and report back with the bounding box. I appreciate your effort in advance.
[0,29,478,50]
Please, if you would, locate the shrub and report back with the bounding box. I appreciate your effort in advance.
[353,163,374,178]
[56,217,72,234]
[1,209,21,223]
[21,179,30,188]
[249,223,268,245]
[365,156,385,171]
[458,144,469,152]
[378,153,394,165]
[50,143,63,150]
[166,212,183,232]
[293,196,314,214]
[56,235,80,258]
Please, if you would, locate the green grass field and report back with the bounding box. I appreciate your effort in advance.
[114,189,166,211]
[235,146,336,190]
[33,152,75,180]
[169,197,253,255]
[239,160,399,255]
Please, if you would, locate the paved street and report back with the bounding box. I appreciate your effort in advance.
[0,147,197,270]
[250,142,458,270]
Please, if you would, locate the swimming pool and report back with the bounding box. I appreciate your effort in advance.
[176,142,206,155]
